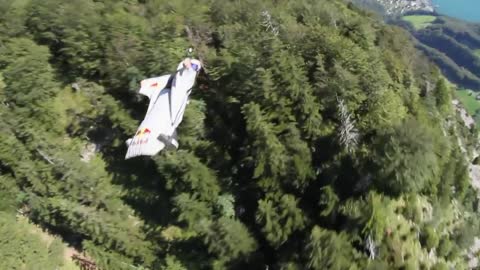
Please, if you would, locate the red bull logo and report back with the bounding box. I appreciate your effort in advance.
[141,80,158,88]
[132,128,151,146]
[135,128,151,138]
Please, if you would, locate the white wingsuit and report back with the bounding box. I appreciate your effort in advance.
[125,58,202,159]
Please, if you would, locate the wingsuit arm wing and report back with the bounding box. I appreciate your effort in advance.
[139,75,171,100]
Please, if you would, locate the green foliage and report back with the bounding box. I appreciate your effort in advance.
[0,0,477,269]
[437,238,453,257]
[306,226,357,270]
[203,217,257,262]
[256,194,306,247]
[435,78,452,114]
[420,225,439,250]
[161,255,187,270]
[0,0,30,37]
[173,193,212,228]
[0,214,77,270]
[373,118,442,195]
[243,102,288,183]
[432,262,449,270]
[0,38,59,107]
[319,185,339,217]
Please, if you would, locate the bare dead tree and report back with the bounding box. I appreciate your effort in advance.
[365,233,377,260]
[36,149,55,165]
[261,10,279,36]
[337,97,359,153]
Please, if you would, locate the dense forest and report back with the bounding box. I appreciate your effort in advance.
[1,0,480,269]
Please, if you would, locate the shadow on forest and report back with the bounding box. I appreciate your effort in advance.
[102,142,174,227]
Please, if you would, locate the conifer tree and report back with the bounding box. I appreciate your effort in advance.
[435,78,452,115]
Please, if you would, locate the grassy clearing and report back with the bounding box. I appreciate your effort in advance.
[19,216,80,270]
[456,89,480,115]
[474,49,480,58]
[0,213,80,270]
[402,15,437,30]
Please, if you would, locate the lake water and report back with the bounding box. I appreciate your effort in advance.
[432,0,480,22]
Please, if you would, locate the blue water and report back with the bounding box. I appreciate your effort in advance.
[432,0,480,22]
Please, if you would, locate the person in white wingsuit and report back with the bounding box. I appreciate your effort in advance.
[125,57,202,159]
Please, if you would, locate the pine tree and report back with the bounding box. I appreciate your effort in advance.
[435,78,452,115]
[306,226,357,270]
[256,194,306,247]
[373,118,441,195]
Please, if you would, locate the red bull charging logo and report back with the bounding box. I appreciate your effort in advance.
[135,128,151,137]
[133,128,151,145]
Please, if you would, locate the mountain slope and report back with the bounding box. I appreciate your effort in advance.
[397,15,480,90]
[350,0,480,90]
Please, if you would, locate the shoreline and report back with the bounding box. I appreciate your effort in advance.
[431,0,480,23]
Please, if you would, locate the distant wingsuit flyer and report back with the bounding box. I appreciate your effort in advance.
[125,58,202,159]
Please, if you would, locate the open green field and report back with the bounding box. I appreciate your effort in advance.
[402,15,437,30]
[456,89,480,115]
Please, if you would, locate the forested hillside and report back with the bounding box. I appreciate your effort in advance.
[0,0,479,269]
[396,15,480,90]
[350,1,480,91]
